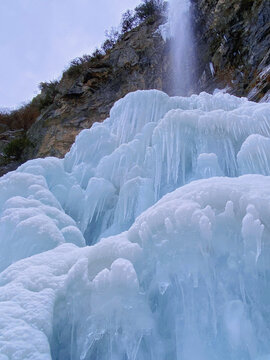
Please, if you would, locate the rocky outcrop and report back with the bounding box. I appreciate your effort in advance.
[192,0,270,101]
[25,20,171,159]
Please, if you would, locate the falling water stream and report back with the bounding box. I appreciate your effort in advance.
[168,0,196,95]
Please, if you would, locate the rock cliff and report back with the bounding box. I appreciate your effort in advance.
[193,0,270,101]
[26,20,171,159]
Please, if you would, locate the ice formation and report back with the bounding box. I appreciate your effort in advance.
[1,89,270,359]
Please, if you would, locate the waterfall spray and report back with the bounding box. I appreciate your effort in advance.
[168,0,196,95]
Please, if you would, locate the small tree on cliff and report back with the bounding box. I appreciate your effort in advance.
[121,10,138,33]
[135,0,165,21]
[102,28,120,52]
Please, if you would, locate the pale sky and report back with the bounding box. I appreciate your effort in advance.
[0,0,141,109]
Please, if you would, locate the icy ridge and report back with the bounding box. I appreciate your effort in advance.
[13,90,270,246]
[1,90,270,359]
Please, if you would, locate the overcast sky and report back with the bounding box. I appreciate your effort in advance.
[0,0,141,109]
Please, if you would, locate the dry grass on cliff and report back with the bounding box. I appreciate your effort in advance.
[0,104,40,132]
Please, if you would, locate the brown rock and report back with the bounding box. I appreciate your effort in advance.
[25,20,171,159]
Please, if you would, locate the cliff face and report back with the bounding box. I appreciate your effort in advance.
[192,0,270,101]
[26,20,171,159]
[26,0,269,160]
[1,0,269,173]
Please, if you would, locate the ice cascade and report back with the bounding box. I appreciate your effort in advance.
[1,90,270,360]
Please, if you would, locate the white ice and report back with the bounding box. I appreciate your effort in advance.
[1,89,270,359]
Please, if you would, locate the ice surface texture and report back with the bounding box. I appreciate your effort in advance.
[1,90,270,359]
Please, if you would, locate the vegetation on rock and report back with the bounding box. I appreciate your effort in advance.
[37,81,59,110]
[0,103,40,132]
[0,80,59,134]
[2,134,32,161]
[63,0,168,79]
[135,0,167,21]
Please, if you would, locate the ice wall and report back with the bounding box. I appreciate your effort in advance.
[1,90,270,359]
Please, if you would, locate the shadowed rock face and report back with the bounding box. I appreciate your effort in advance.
[0,129,25,176]
[0,0,269,174]
[192,0,270,101]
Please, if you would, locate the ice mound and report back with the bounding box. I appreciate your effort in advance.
[1,90,270,359]
[0,169,85,271]
[1,176,270,359]
[59,90,270,241]
[5,90,270,250]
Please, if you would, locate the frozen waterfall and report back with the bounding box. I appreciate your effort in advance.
[1,90,270,360]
